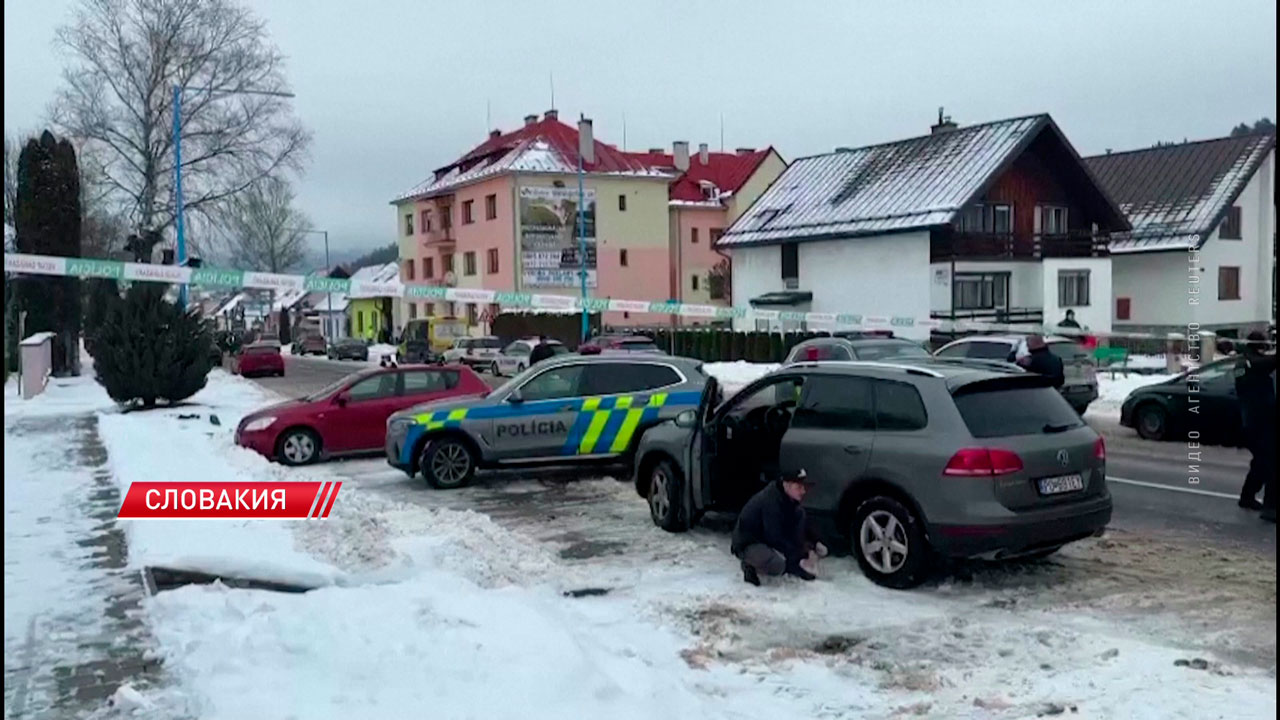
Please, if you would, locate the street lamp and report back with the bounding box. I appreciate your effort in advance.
[173,84,296,308]
[286,228,333,337]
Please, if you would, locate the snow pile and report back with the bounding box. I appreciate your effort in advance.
[703,361,779,395]
[1091,372,1175,419]
[367,343,398,361]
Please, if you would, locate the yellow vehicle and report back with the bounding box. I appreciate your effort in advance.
[398,317,469,363]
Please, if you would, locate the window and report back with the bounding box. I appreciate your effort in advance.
[954,386,1081,438]
[408,303,418,320]
[424,257,435,278]
[953,273,1008,310]
[1116,297,1131,320]
[1042,205,1069,235]
[618,194,627,212]
[404,214,414,236]
[464,251,477,276]
[691,275,700,291]
[346,373,398,402]
[503,341,532,356]
[1058,269,1091,307]
[440,206,452,229]
[356,313,363,334]
[620,249,629,267]
[785,342,853,363]
[466,303,478,325]
[487,248,500,274]
[792,376,874,430]
[781,243,799,281]
[1221,206,1242,240]
[957,203,1014,234]
[443,254,455,274]
[446,301,456,316]
[485,194,498,220]
[405,259,415,281]
[462,200,474,224]
[709,228,724,245]
[402,369,459,395]
[1219,266,1241,300]
[584,363,681,395]
[992,204,1013,234]
[518,364,587,401]
[420,210,430,233]
[725,377,805,421]
[426,302,436,317]
[951,340,1016,361]
[873,380,927,431]
[691,228,700,244]
[488,302,501,320]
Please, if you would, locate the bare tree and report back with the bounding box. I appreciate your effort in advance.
[218,177,309,273]
[51,0,310,259]
[3,133,17,228]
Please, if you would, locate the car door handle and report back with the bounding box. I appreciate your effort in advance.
[843,445,865,455]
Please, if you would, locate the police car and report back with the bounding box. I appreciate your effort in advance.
[385,354,708,488]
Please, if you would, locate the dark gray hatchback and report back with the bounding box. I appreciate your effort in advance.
[634,359,1111,588]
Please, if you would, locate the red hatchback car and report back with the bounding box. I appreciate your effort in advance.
[235,342,286,377]
[236,364,489,465]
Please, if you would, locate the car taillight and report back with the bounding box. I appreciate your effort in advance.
[1093,436,1106,462]
[943,448,1024,477]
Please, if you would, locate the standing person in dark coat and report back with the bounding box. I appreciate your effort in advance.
[528,335,556,366]
[731,469,828,586]
[1017,334,1065,388]
[1233,331,1277,523]
[1057,310,1081,330]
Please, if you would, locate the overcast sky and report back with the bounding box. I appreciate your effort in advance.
[5,0,1276,259]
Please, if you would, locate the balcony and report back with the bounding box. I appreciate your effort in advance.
[930,229,1109,261]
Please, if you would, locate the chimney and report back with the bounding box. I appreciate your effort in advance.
[648,147,664,154]
[489,129,501,139]
[524,114,538,126]
[673,141,690,172]
[735,147,755,155]
[544,108,558,121]
[578,116,595,165]
[930,106,958,134]
[698,143,710,165]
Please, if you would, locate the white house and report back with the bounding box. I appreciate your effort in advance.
[718,114,1130,339]
[1085,133,1276,337]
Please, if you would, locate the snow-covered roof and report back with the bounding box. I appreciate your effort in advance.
[348,261,403,298]
[718,114,1126,248]
[271,288,310,312]
[303,291,349,313]
[1085,133,1276,253]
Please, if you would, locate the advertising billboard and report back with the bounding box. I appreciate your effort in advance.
[518,186,597,288]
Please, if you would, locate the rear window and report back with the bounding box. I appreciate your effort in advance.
[1047,341,1089,362]
[954,386,1083,438]
[619,339,658,351]
[853,340,929,361]
[786,342,852,363]
[475,338,502,349]
[246,345,278,355]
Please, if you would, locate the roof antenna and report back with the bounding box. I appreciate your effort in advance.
[486,99,491,132]
[719,113,725,152]
[622,111,627,151]
[549,72,555,110]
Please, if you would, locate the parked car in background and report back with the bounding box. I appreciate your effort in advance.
[579,334,665,355]
[398,317,468,363]
[234,342,285,378]
[634,358,1110,588]
[291,333,327,356]
[783,336,930,364]
[1120,358,1252,443]
[443,336,503,367]
[489,338,569,376]
[327,338,369,362]
[933,335,1098,414]
[236,364,489,465]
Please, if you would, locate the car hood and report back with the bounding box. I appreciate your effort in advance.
[241,398,308,423]
[389,395,496,423]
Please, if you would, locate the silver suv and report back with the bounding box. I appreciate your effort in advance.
[633,359,1111,588]
[934,335,1098,413]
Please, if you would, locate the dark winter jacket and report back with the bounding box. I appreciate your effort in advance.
[1023,348,1065,388]
[1234,351,1277,433]
[529,342,556,366]
[1057,318,1081,329]
[731,482,818,570]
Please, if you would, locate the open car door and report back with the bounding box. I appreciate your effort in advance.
[688,376,720,513]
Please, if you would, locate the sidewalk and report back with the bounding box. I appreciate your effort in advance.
[4,381,170,719]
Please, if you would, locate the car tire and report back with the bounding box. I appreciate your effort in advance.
[277,428,320,466]
[1072,402,1091,416]
[490,362,501,377]
[851,496,931,589]
[647,458,690,533]
[1134,402,1169,441]
[420,436,477,490]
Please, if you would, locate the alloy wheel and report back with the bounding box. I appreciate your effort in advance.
[431,442,472,486]
[649,467,671,520]
[860,510,909,574]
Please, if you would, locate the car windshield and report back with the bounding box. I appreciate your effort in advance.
[953,385,1084,438]
[854,340,930,361]
[619,339,658,351]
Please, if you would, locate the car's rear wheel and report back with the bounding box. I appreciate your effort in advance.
[851,496,930,589]
[277,428,320,466]
[647,458,690,533]
[490,362,501,376]
[1134,402,1169,441]
[420,436,476,489]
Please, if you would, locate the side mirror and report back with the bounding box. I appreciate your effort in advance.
[674,409,698,428]
[335,392,350,407]
[506,389,524,405]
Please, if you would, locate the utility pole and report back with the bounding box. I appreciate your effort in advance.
[577,150,588,343]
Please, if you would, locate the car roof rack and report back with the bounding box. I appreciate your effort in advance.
[788,360,946,378]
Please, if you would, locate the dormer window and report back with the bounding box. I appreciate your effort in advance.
[699,180,719,201]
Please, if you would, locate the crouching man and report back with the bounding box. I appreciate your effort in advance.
[731,469,829,586]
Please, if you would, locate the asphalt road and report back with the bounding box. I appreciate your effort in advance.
[250,354,1275,555]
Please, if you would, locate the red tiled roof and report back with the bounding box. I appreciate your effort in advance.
[625,148,775,202]
[440,116,652,176]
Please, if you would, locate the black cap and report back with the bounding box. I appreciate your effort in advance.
[779,468,814,486]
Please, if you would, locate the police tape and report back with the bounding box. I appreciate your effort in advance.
[117,480,341,519]
[4,251,1179,341]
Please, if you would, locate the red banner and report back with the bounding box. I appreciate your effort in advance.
[117,481,342,519]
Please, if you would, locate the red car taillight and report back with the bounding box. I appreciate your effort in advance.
[943,448,1024,477]
[1093,436,1106,462]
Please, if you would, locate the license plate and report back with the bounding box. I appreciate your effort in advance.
[1037,474,1084,495]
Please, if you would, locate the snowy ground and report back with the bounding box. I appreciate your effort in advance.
[5,358,1275,719]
